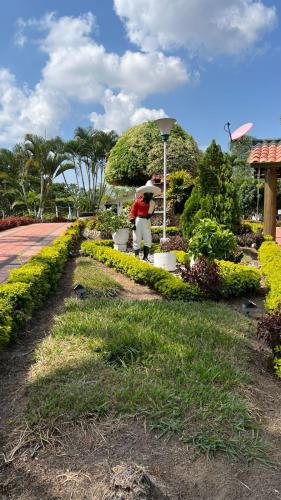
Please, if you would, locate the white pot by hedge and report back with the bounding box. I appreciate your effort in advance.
[112,228,129,252]
[154,252,177,272]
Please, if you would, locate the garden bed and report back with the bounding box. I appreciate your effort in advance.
[1,251,281,499]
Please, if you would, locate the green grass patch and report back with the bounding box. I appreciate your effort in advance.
[73,257,122,298]
[27,299,264,459]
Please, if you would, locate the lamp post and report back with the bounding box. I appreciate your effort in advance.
[154,118,176,240]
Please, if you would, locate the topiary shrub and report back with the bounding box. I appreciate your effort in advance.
[105,122,200,186]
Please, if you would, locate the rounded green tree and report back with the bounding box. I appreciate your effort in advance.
[105,122,201,186]
[181,140,240,237]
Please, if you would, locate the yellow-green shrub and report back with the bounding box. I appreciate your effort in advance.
[0,298,12,347]
[0,282,33,331]
[173,251,260,297]
[81,241,200,301]
[0,220,84,349]
[217,260,260,298]
[258,241,281,311]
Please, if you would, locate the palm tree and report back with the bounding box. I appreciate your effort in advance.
[0,145,37,215]
[72,127,118,211]
[24,134,75,218]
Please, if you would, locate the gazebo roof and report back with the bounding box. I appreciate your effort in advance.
[248,139,281,166]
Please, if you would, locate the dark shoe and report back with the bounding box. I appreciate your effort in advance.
[134,249,140,257]
[143,246,150,261]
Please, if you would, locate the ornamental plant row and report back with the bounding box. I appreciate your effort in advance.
[0,220,84,349]
[81,241,201,301]
[0,215,72,232]
[258,241,281,379]
[81,241,260,301]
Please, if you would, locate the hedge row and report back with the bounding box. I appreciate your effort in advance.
[81,241,201,301]
[0,216,37,232]
[0,215,72,232]
[0,221,84,348]
[81,241,260,301]
[216,260,261,298]
[151,226,181,235]
[172,250,260,298]
[258,241,281,311]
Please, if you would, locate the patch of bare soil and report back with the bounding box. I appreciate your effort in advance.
[1,258,281,499]
[95,260,161,301]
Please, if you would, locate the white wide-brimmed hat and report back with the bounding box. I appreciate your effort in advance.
[136,180,161,197]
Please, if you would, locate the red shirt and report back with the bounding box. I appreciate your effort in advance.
[130,198,150,219]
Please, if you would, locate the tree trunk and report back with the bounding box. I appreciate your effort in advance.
[37,173,44,219]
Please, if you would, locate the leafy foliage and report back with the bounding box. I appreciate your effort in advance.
[236,232,264,249]
[257,309,281,379]
[105,122,201,186]
[217,260,260,298]
[189,219,237,261]
[258,241,281,311]
[94,208,131,232]
[0,216,37,231]
[257,309,281,351]
[181,257,221,299]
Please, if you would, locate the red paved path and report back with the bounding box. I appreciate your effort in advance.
[277,227,281,248]
[0,223,69,283]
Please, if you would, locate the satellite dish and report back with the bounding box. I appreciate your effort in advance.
[224,122,253,142]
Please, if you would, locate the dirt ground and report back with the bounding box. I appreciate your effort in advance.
[0,258,281,499]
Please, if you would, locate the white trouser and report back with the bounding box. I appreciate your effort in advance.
[133,217,152,250]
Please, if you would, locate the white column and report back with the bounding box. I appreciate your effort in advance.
[163,140,167,240]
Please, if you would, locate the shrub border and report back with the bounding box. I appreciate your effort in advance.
[0,220,84,348]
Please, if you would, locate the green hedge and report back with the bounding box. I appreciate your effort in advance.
[82,241,261,300]
[174,251,260,298]
[258,241,281,311]
[0,298,13,348]
[217,261,260,298]
[0,220,84,348]
[81,241,200,301]
[151,226,181,235]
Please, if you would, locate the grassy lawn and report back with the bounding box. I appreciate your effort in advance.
[73,257,122,298]
[27,284,264,459]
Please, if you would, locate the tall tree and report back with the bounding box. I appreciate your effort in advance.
[181,140,240,237]
[24,134,74,218]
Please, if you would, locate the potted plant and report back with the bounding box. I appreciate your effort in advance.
[95,209,131,251]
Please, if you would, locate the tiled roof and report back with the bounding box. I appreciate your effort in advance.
[248,140,281,165]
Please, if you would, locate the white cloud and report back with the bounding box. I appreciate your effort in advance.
[3,11,188,144]
[40,14,188,101]
[0,68,68,144]
[90,90,166,132]
[114,0,277,55]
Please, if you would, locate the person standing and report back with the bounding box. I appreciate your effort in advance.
[130,181,161,260]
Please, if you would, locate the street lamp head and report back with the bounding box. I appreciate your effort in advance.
[154,118,176,141]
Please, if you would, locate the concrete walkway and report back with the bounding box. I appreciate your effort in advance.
[276,227,281,248]
[0,223,69,283]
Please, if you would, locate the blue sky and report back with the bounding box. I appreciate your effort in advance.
[0,0,280,180]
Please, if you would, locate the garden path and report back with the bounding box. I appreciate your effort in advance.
[276,227,281,248]
[0,223,69,283]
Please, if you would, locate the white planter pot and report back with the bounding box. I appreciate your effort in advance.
[112,228,129,252]
[154,252,177,272]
